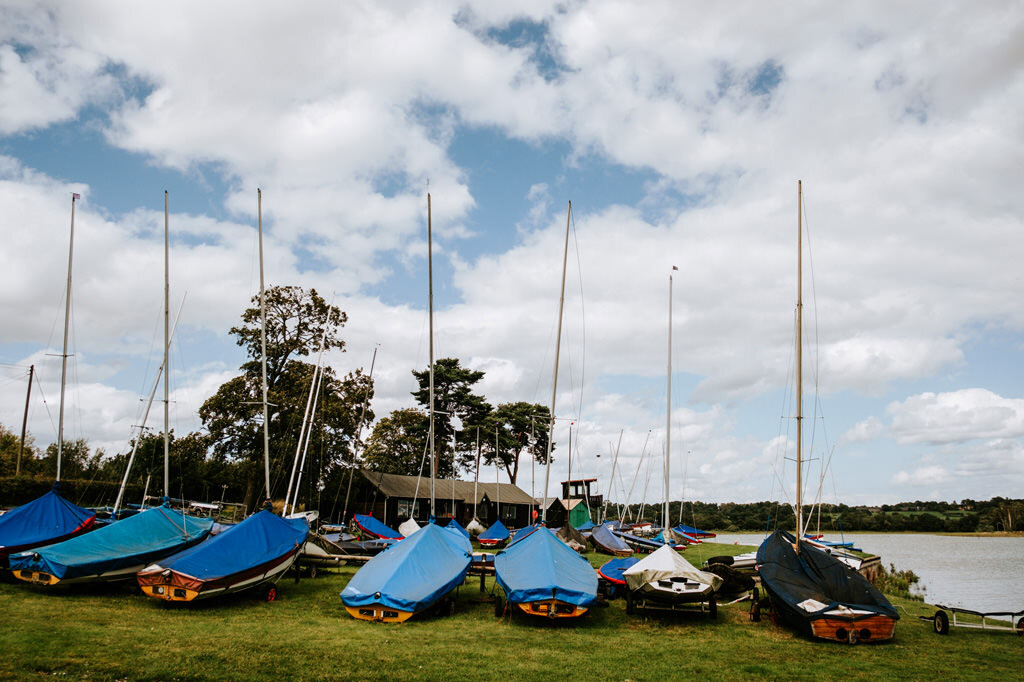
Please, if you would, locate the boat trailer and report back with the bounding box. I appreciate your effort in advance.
[919,605,1024,636]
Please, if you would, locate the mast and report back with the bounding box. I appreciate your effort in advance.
[796,180,804,550]
[17,365,33,476]
[665,265,676,542]
[428,193,436,518]
[340,346,377,524]
[56,193,78,482]
[541,201,572,524]
[258,188,271,503]
[163,191,170,499]
[473,427,480,520]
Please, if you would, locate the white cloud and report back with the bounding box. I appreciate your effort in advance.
[888,389,1024,445]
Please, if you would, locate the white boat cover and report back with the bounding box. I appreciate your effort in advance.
[622,544,724,592]
[398,518,421,538]
[465,518,485,536]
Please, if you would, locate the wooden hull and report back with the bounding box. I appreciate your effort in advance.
[809,614,897,644]
[14,562,143,586]
[137,547,299,602]
[345,605,415,623]
[516,599,589,619]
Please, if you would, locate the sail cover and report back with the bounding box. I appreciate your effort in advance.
[478,519,510,544]
[9,505,213,581]
[756,530,897,621]
[397,517,420,538]
[575,520,596,532]
[137,511,308,589]
[341,522,471,613]
[494,526,597,607]
[353,514,402,540]
[674,523,715,538]
[0,489,95,565]
[622,544,723,592]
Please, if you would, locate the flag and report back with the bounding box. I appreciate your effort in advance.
[72,192,81,200]
[672,265,678,271]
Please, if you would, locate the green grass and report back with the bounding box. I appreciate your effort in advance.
[1,542,1019,681]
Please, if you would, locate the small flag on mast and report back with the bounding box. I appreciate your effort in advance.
[672,265,678,271]
[72,193,81,200]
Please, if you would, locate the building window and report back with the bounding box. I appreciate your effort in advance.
[397,499,413,519]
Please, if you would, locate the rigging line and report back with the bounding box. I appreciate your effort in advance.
[570,206,587,422]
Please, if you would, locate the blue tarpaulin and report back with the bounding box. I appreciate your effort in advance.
[341,522,471,614]
[674,523,716,538]
[353,514,402,539]
[575,520,596,531]
[598,556,641,584]
[444,517,470,539]
[0,489,95,565]
[478,519,510,544]
[494,526,597,607]
[143,511,307,581]
[9,505,213,581]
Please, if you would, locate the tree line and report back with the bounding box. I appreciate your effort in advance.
[0,285,552,515]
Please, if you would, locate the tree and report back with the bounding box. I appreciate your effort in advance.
[200,286,372,511]
[362,409,430,476]
[410,358,491,477]
[474,402,551,485]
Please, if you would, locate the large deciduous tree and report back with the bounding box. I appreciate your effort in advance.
[476,402,551,486]
[199,286,373,512]
[362,408,429,476]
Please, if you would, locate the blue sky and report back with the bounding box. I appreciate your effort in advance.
[1,1,1022,507]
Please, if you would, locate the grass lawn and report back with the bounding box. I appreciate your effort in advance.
[1,541,1019,681]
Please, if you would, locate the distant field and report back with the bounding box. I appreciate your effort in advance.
[1,541,1020,681]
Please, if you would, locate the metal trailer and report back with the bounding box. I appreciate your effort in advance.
[920,605,1024,636]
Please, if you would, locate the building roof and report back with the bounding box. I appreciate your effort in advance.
[562,478,598,484]
[360,470,535,506]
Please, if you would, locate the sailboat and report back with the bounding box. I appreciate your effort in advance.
[755,181,898,644]
[0,194,96,569]
[479,436,510,547]
[341,193,471,622]
[494,201,598,620]
[136,189,309,602]
[623,266,722,617]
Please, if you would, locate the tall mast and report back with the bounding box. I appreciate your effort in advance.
[665,266,676,542]
[163,191,170,499]
[795,180,804,550]
[258,188,271,502]
[17,365,33,476]
[56,193,78,482]
[428,193,436,518]
[541,201,572,524]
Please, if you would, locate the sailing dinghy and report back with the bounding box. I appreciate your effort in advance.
[353,513,403,540]
[137,509,308,602]
[0,488,95,569]
[589,522,632,556]
[494,524,597,619]
[10,504,212,585]
[477,519,510,548]
[341,521,471,622]
[623,544,722,616]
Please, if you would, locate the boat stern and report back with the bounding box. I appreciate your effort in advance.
[517,599,589,619]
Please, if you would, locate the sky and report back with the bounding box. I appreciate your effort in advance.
[1,1,1022,508]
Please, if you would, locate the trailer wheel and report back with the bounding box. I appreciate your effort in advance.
[750,598,761,623]
[446,599,456,617]
[494,596,505,618]
[933,609,949,635]
[1016,618,1024,637]
[265,585,277,602]
[708,595,717,619]
[625,592,635,615]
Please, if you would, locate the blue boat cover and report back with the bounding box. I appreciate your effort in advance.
[507,523,539,547]
[575,520,596,531]
[598,556,641,584]
[590,523,632,554]
[614,530,662,551]
[0,489,95,562]
[145,511,307,580]
[9,505,213,580]
[444,517,470,539]
[494,526,597,607]
[479,519,510,542]
[674,523,716,538]
[353,513,402,539]
[341,522,471,613]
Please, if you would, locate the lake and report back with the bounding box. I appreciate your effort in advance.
[712,532,1024,615]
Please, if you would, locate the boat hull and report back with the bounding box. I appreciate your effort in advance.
[516,599,589,619]
[137,546,300,602]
